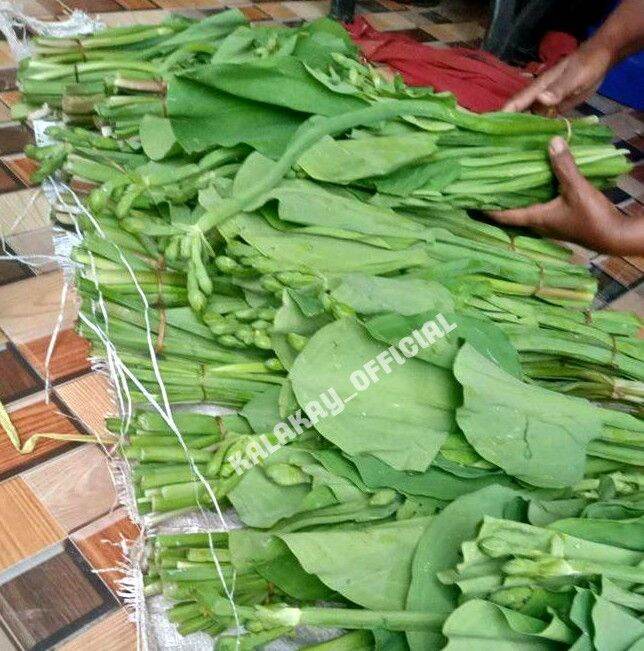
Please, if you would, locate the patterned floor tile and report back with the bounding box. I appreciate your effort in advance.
[23,445,118,533]
[115,0,157,8]
[601,111,642,142]
[95,9,172,25]
[365,11,417,30]
[0,478,64,571]
[425,20,483,42]
[0,271,78,345]
[0,124,34,157]
[0,258,31,286]
[58,608,136,651]
[2,226,58,276]
[1,155,38,187]
[282,0,330,19]
[607,282,644,318]
[71,509,140,594]
[19,328,91,385]
[59,0,123,11]
[0,44,16,70]
[0,188,51,237]
[241,4,271,19]
[0,398,83,479]
[55,373,116,439]
[593,255,643,287]
[0,342,42,403]
[0,540,117,649]
[616,173,644,202]
[0,91,21,112]
[260,2,298,19]
[0,162,22,193]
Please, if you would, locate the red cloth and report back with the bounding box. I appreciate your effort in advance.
[345,17,578,113]
[526,31,579,75]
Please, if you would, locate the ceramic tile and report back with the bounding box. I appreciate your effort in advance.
[0,44,16,70]
[616,173,644,202]
[1,155,38,187]
[0,92,21,111]
[365,11,417,30]
[60,0,123,11]
[0,124,33,157]
[23,445,118,533]
[621,199,644,220]
[0,70,17,93]
[0,162,21,193]
[115,0,157,7]
[282,0,329,19]
[58,608,136,651]
[0,398,83,479]
[593,255,643,287]
[0,541,116,649]
[241,4,271,19]
[72,510,140,594]
[0,188,51,237]
[55,373,116,439]
[0,258,31,286]
[19,328,91,384]
[0,271,79,345]
[0,343,42,403]
[95,9,171,25]
[2,225,58,275]
[425,20,483,41]
[601,111,642,142]
[0,478,64,571]
[607,283,644,318]
[0,101,11,122]
[588,93,628,116]
[260,2,298,19]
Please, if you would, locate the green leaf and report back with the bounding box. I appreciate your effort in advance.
[454,344,603,488]
[290,318,459,472]
[297,134,437,184]
[280,516,433,610]
[406,486,525,650]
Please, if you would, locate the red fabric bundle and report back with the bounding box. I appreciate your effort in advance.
[345,17,578,113]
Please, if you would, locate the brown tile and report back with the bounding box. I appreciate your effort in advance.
[1,156,38,186]
[601,111,642,142]
[55,373,116,439]
[0,344,42,403]
[72,510,140,594]
[0,398,82,479]
[241,4,271,20]
[0,44,16,69]
[19,328,90,384]
[115,0,156,7]
[96,8,170,24]
[594,255,643,287]
[365,11,416,30]
[60,0,122,10]
[0,100,11,122]
[426,20,484,42]
[0,91,21,110]
[0,161,21,192]
[389,27,434,42]
[0,70,17,93]
[260,2,298,19]
[23,445,118,533]
[0,259,30,286]
[608,284,644,319]
[282,0,329,19]
[0,542,116,649]
[0,478,64,571]
[58,608,136,651]
[0,272,79,345]
[0,188,52,237]
[0,123,33,156]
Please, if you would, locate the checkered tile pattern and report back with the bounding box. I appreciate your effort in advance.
[0,0,641,648]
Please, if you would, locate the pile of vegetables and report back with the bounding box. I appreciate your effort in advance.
[17,10,642,650]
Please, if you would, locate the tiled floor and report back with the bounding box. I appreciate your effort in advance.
[0,0,642,649]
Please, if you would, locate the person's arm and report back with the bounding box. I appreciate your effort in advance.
[504,0,644,113]
[488,137,644,255]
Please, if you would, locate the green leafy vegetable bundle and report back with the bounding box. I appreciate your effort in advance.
[16,11,643,650]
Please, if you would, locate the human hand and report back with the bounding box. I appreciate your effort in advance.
[503,45,613,114]
[488,137,642,255]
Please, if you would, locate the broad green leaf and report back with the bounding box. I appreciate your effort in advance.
[454,344,603,488]
[290,318,459,472]
[280,516,433,610]
[406,486,524,650]
[442,599,576,650]
[297,134,437,184]
[139,115,179,161]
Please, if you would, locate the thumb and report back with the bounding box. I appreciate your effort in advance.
[548,136,584,197]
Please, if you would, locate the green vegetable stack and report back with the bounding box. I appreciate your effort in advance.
[17,11,642,650]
